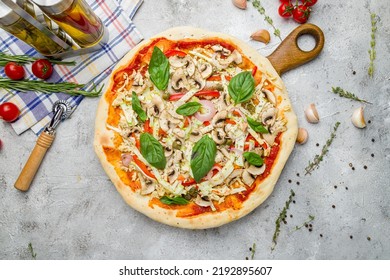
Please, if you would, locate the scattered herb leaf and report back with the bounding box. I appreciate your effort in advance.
[0,78,102,97]
[368,13,377,78]
[140,133,166,169]
[305,122,340,175]
[331,87,372,104]
[292,215,315,232]
[251,243,256,260]
[148,47,170,90]
[272,190,295,251]
[247,117,269,133]
[28,243,37,260]
[160,196,189,205]
[191,135,217,183]
[176,102,201,116]
[228,71,255,104]
[243,152,264,167]
[252,0,282,41]
[132,91,147,121]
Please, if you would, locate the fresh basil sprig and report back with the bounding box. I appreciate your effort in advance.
[191,135,217,183]
[247,117,268,133]
[176,102,201,116]
[140,133,166,169]
[132,91,147,121]
[148,47,169,90]
[228,71,255,104]
[160,196,189,205]
[243,152,264,167]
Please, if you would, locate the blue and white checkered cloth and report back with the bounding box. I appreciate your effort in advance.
[0,0,143,135]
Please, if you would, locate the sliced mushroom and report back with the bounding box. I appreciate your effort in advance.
[189,131,202,142]
[212,128,226,144]
[173,127,185,138]
[195,195,214,208]
[212,50,242,69]
[247,164,266,176]
[190,71,206,90]
[167,168,179,184]
[131,71,147,94]
[169,55,196,77]
[211,44,231,56]
[139,175,156,195]
[211,110,228,127]
[147,95,165,117]
[164,145,173,157]
[261,108,278,126]
[169,55,187,68]
[263,89,277,105]
[171,68,190,91]
[198,62,213,79]
[159,110,174,132]
[226,169,243,185]
[242,170,255,186]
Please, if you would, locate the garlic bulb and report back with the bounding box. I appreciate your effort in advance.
[296,128,308,144]
[305,103,320,123]
[250,29,271,44]
[351,107,366,128]
[232,0,247,9]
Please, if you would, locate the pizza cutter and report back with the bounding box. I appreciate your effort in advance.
[14,100,75,192]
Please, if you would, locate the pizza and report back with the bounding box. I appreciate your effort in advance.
[94,27,298,229]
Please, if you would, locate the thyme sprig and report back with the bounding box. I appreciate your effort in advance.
[292,215,315,232]
[0,52,76,66]
[271,189,295,251]
[252,0,282,41]
[368,13,377,78]
[331,87,372,104]
[250,243,256,260]
[28,243,37,260]
[305,122,341,175]
[0,78,102,97]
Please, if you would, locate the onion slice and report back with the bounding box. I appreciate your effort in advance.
[121,153,133,167]
[194,100,216,122]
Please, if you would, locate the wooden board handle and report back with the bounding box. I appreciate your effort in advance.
[267,23,325,75]
[14,131,55,192]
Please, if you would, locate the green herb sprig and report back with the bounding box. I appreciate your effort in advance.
[271,189,295,251]
[305,122,340,175]
[292,215,315,232]
[0,78,102,97]
[28,243,37,260]
[250,243,256,260]
[0,52,76,66]
[331,87,372,104]
[368,13,377,78]
[252,0,282,41]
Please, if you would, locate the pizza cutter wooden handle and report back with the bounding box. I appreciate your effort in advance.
[267,23,325,75]
[14,131,55,192]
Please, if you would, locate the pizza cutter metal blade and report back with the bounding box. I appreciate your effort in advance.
[14,100,75,192]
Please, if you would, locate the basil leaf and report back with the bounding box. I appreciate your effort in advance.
[191,135,217,183]
[228,71,255,104]
[140,133,166,169]
[148,47,169,90]
[247,117,269,133]
[132,91,147,121]
[243,152,264,167]
[176,102,202,116]
[160,196,189,205]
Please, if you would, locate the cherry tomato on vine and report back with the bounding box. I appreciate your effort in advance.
[279,0,291,3]
[304,0,317,7]
[4,62,25,80]
[278,3,294,18]
[32,59,53,80]
[0,102,20,122]
[292,5,311,24]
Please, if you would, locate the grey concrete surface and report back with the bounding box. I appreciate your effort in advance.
[1,0,389,259]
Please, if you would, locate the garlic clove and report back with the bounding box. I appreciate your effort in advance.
[351,107,366,128]
[232,0,247,10]
[296,128,308,144]
[305,103,320,123]
[250,29,271,44]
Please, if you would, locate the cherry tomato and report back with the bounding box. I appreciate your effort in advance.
[278,3,294,18]
[0,102,20,122]
[4,62,25,80]
[32,59,53,80]
[279,0,291,3]
[304,0,317,7]
[293,5,311,24]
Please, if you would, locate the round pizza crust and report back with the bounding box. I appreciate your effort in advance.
[94,27,298,229]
